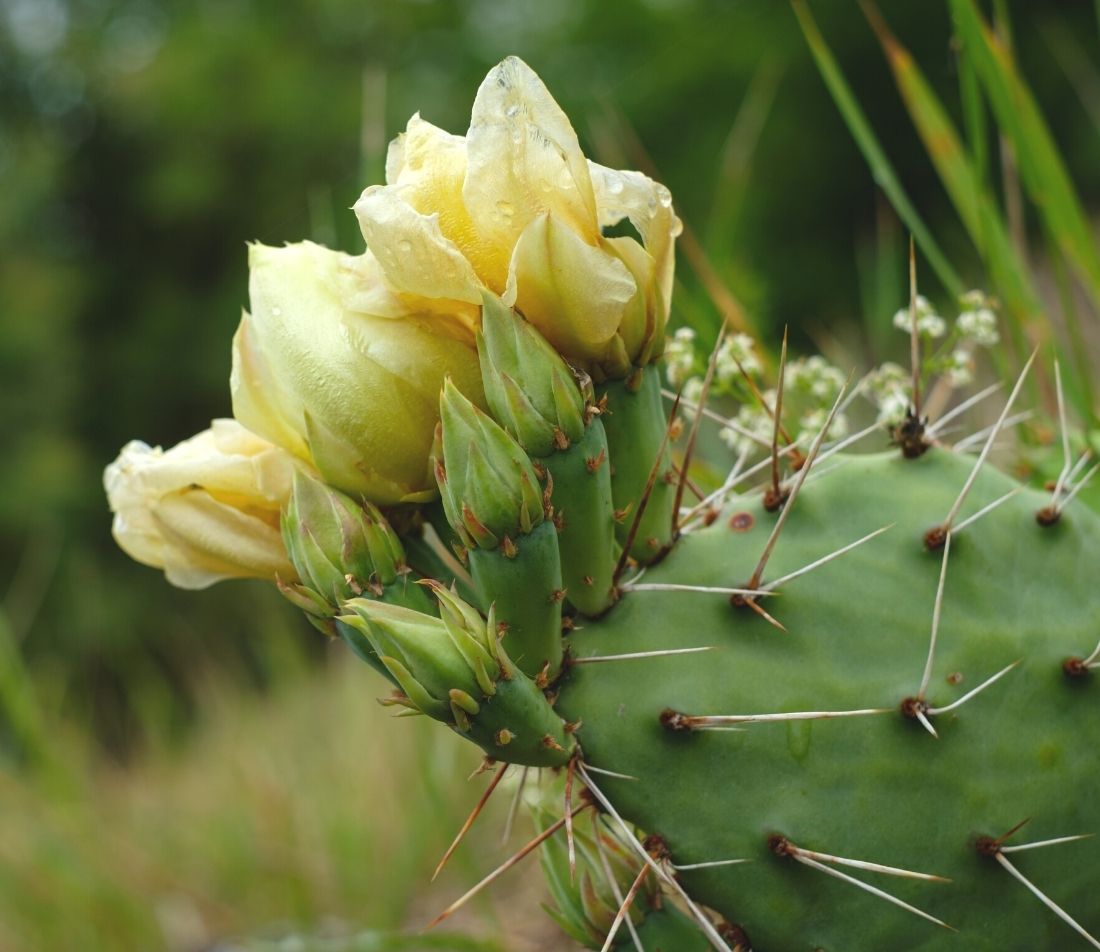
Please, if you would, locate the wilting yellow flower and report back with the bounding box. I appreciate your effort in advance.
[104,419,298,589]
[352,56,681,379]
[231,240,485,503]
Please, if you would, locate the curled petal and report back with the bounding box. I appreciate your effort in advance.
[506,212,636,366]
[353,185,484,308]
[464,56,599,287]
[588,161,682,323]
[151,491,291,589]
[601,234,659,366]
[231,313,312,462]
[385,115,509,289]
[104,422,299,589]
[336,251,480,330]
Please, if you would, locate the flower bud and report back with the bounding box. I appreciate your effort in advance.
[104,419,298,589]
[537,796,659,948]
[280,470,406,616]
[231,240,485,505]
[435,378,545,550]
[477,292,586,456]
[339,588,574,766]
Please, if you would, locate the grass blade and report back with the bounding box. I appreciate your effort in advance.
[861,2,1047,349]
[791,0,963,297]
[951,0,1100,309]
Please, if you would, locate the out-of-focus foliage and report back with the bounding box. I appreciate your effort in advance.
[0,651,538,951]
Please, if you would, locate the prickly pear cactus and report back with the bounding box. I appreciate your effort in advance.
[105,55,1100,952]
[560,445,1100,950]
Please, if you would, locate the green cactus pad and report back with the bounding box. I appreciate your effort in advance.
[558,448,1100,950]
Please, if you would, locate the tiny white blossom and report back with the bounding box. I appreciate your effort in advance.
[959,289,992,310]
[719,403,772,456]
[664,327,697,387]
[799,408,849,446]
[787,355,845,402]
[875,390,910,428]
[866,362,908,398]
[682,376,706,406]
[956,307,999,347]
[715,332,762,384]
[943,349,974,387]
[893,294,946,338]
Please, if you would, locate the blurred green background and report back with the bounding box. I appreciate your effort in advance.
[1,1,1098,949]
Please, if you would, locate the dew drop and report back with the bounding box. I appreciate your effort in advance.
[607,178,625,195]
[272,306,282,317]
[396,238,413,255]
[495,199,514,220]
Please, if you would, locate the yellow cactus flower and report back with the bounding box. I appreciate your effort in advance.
[352,56,681,379]
[104,419,299,589]
[231,240,484,504]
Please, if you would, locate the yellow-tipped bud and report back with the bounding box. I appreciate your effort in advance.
[231,240,484,504]
[104,419,298,589]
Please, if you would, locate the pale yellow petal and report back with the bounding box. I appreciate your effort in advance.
[327,310,485,501]
[152,491,294,589]
[336,250,479,333]
[507,212,636,363]
[384,115,510,290]
[464,56,599,284]
[105,440,172,573]
[104,426,298,589]
[587,161,682,320]
[602,234,658,365]
[231,311,312,463]
[353,185,483,305]
[236,240,482,501]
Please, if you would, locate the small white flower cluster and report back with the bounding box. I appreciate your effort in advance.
[664,327,697,388]
[942,349,974,387]
[715,352,850,455]
[664,328,765,409]
[682,376,706,406]
[786,355,846,402]
[716,333,763,380]
[892,295,947,339]
[866,362,910,427]
[798,406,849,447]
[955,290,999,347]
[719,398,775,457]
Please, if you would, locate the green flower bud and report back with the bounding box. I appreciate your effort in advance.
[478,292,586,456]
[338,588,574,767]
[537,797,659,948]
[280,470,406,616]
[435,378,545,549]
